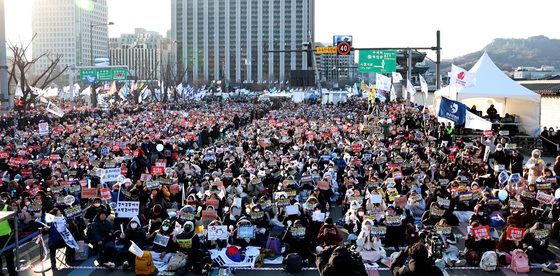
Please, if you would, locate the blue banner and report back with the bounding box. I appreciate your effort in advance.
[438,97,466,125]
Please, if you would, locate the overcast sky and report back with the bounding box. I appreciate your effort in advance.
[5,0,560,60]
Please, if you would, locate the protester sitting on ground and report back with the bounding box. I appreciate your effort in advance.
[390,242,444,276]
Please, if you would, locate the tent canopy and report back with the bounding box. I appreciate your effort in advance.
[434,53,541,136]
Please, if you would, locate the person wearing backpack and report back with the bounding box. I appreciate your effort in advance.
[390,242,443,276]
[522,222,556,264]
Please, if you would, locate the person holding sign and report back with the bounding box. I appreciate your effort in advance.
[118,216,147,270]
[281,219,314,263]
[522,222,555,264]
[149,219,179,261]
[464,221,496,264]
[230,218,256,249]
[382,206,407,248]
[356,219,386,263]
[175,221,201,256]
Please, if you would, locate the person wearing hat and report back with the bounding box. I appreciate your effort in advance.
[119,216,146,270]
[84,198,110,222]
[90,208,115,268]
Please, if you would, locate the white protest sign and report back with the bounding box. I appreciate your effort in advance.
[38,122,49,136]
[207,225,229,241]
[312,211,326,222]
[101,168,121,183]
[128,241,144,258]
[115,201,140,218]
[153,233,170,247]
[285,205,299,216]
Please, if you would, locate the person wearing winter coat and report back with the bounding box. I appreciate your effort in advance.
[355,219,386,263]
[175,221,201,256]
[522,222,556,264]
[390,242,444,276]
[316,218,343,251]
[149,219,179,257]
[119,216,147,269]
[281,219,314,262]
[90,209,115,268]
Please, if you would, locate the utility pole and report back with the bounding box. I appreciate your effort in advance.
[436,30,441,90]
[0,0,9,111]
[406,48,412,101]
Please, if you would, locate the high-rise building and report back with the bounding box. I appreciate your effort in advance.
[171,0,315,84]
[32,0,109,74]
[109,29,174,80]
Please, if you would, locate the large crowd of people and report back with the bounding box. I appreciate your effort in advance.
[0,96,559,276]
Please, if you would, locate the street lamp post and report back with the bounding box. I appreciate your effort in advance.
[90,21,114,66]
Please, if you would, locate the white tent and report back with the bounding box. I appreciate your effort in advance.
[434,53,541,136]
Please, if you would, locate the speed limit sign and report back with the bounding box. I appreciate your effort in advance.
[337,41,351,55]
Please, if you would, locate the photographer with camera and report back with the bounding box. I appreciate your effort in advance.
[390,242,443,276]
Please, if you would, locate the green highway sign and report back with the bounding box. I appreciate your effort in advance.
[358,50,397,73]
[79,67,128,82]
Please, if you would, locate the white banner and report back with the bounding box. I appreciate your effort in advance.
[392,72,403,83]
[407,78,417,99]
[375,73,392,91]
[419,74,428,97]
[52,216,79,249]
[451,64,476,88]
[46,102,64,117]
[465,110,492,131]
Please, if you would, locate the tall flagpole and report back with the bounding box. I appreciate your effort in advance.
[0,0,9,111]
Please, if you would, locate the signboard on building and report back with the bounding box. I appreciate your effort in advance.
[333,35,353,47]
[79,66,128,82]
[358,50,397,73]
[316,46,337,54]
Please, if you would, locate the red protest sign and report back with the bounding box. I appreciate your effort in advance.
[0,152,9,159]
[151,166,165,176]
[28,186,40,196]
[352,144,362,153]
[9,157,22,167]
[49,154,61,161]
[121,167,128,175]
[317,181,330,190]
[21,169,32,177]
[472,226,490,241]
[483,130,494,137]
[81,188,98,199]
[206,198,219,209]
[112,145,120,151]
[40,159,51,166]
[99,188,112,200]
[506,226,525,241]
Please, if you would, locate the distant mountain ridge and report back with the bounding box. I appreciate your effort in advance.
[440,36,560,72]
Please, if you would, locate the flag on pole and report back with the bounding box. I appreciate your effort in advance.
[107,81,117,95]
[15,82,23,98]
[438,97,467,125]
[390,85,397,101]
[407,78,417,99]
[375,73,392,91]
[465,110,492,130]
[392,72,403,83]
[419,74,428,97]
[450,64,476,88]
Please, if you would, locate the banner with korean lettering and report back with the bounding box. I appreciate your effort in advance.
[115,201,140,218]
[506,226,525,241]
[438,97,467,125]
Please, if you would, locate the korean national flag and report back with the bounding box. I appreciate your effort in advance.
[438,97,467,125]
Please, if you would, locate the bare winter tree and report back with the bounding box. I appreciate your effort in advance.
[7,40,68,109]
[162,60,188,102]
